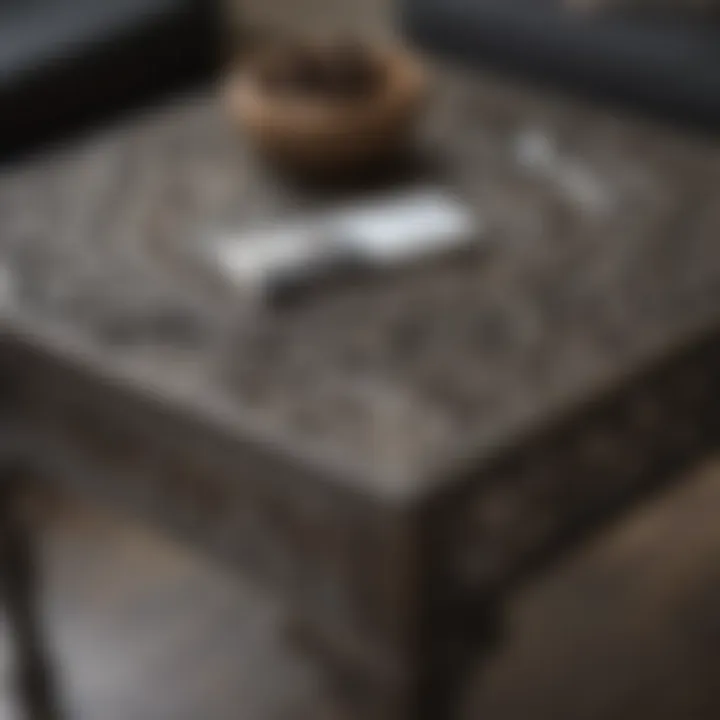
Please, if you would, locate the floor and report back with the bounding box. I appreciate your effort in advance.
[3,460,720,720]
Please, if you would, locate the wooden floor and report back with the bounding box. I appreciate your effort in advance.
[4,460,720,720]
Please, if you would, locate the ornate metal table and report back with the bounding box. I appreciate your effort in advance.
[1,63,720,719]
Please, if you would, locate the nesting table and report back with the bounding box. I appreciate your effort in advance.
[1,64,720,719]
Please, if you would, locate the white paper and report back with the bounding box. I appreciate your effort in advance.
[332,190,478,265]
[206,189,481,296]
[215,227,321,286]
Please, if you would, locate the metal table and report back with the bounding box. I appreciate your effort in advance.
[1,64,719,719]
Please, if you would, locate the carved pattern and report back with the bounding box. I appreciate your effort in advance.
[1,74,720,485]
[3,355,411,660]
[451,337,720,595]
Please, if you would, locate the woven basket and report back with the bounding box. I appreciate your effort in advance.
[224,42,429,180]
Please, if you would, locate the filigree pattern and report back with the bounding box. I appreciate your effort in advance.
[451,336,720,594]
[0,64,719,494]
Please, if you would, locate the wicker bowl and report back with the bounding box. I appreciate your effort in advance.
[224,40,430,180]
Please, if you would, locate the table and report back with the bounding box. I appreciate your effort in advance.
[1,64,720,719]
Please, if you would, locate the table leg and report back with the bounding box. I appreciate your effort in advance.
[0,474,62,720]
[287,599,500,720]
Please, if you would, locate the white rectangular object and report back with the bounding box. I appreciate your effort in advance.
[205,189,482,298]
[334,190,479,265]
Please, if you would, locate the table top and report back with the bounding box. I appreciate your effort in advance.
[1,66,719,505]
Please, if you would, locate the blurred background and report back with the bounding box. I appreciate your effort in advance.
[2,0,720,719]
